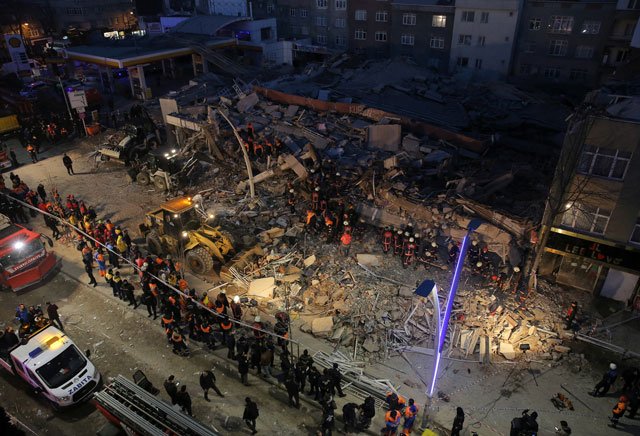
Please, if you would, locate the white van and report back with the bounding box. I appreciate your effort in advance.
[0,324,100,408]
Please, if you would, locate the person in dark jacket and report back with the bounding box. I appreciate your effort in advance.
[62,153,74,175]
[451,406,465,436]
[593,363,619,397]
[163,375,178,405]
[238,353,250,386]
[342,402,358,433]
[46,302,63,331]
[199,370,224,401]
[243,397,259,435]
[285,372,300,408]
[176,385,192,416]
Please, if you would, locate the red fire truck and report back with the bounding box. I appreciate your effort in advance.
[0,214,60,292]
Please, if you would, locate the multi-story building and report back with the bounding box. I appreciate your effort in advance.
[277,0,348,51]
[449,0,521,78]
[601,0,640,77]
[511,0,617,86]
[31,0,137,32]
[536,90,640,303]
[348,0,393,57]
[389,0,454,72]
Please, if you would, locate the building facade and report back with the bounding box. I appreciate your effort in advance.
[601,0,640,76]
[511,0,617,87]
[348,0,393,57]
[449,0,521,78]
[32,0,137,32]
[277,0,348,51]
[389,0,454,72]
[538,91,640,303]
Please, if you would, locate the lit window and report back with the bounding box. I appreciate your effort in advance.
[432,15,446,27]
[549,16,574,34]
[578,146,632,180]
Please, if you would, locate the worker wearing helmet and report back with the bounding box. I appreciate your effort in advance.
[403,237,416,269]
[311,187,320,211]
[252,316,265,341]
[288,189,296,214]
[592,363,619,397]
[610,395,628,428]
[382,227,393,254]
[468,239,480,265]
[394,230,404,256]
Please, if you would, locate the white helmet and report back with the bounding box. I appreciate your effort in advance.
[233,295,240,304]
[409,238,414,243]
[414,233,419,238]
[289,189,294,194]
[431,242,437,248]
[610,363,617,370]
[336,172,341,177]
[476,262,483,268]
[472,240,478,246]
[397,230,403,235]
[255,316,261,323]
[513,266,521,273]
[315,187,320,192]
[344,221,349,226]
[404,232,410,237]
[425,252,432,257]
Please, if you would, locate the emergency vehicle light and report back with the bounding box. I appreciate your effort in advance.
[28,336,62,358]
[13,241,25,250]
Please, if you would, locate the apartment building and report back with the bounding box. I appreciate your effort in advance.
[538,90,640,302]
[449,0,521,78]
[511,0,617,86]
[278,0,348,50]
[348,0,393,57]
[32,0,137,32]
[602,0,640,76]
[389,0,454,72]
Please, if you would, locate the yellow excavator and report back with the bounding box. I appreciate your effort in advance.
[139,197,234,274]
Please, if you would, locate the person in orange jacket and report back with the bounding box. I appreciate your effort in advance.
[401,399,418,434]
[610,395,628,428]
[384,409,401,435]
[340,231,352,257]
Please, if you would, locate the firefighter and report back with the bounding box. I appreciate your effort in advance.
[171,330,189,356]
[312,187,321,211]
[472,261,485,277]
[112,271,123,299]
[253,139,264,158]
[565,301,578,330]
[402,231,410,254]
[324,211,336,243]
[252,316,265,342]
[403,238,416,269]
[231,295,243,321]
[610,396,628,428]
[468,240,480,265]
[306,209,318,233]
[401,399,418,435]
[343,221,353,235]
[393,230,403,256]
[200,320,215,349]
[386,392,407,412]
[382,227,393,254]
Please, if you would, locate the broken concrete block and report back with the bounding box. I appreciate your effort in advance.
[499,342,516,360]
[311,316,333,336]
[356,254,380,266]
[362,338,380,353]
[303,255,316,267]
[367,124,401,151]
[237,92,259,112]
[284,105,299,118]
[248,277,276,298]
[402,134,421,153]
[315,295,329,306]
[554,345,571,354]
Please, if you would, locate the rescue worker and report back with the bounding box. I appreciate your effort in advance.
[231,295,243,320]
[593,363,619,397]
[94,249,107,277]
[386,392,407,412]
[85,260,98,287]
[384,409,401,436]
[401,399,418,435]
[403,237,416,269]
[238,353,250,386]
[306,209,318,233]
[565,301,578,330]
[448,242,460,264]
[288,189,296,213]
[243,397,259,435]
[340,230,352,257]
[468,240,480,265]
[321,400,336,436]
[200,320,215,350]
[610,396,627,428]
[171,330,189,356]
[142,289,157,319]
[252,316,265,342]
[343,402,358,433]
[220,315,233,346]
[27,143,37,163]
[200,369,224,401]
[308,365,322,400]
[163,375,178,405]
[246,122,255,139]
[328,363,347,397]
[285,372,300,408]
[324,211,336,243]
[312,187,321,211]
[122,279,137,308]
[394,230,404,256]
[382,227,393,254]
[451,407,465,436]
[112,271,123,299]
[274,317,289,353]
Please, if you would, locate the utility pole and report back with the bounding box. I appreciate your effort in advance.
[215,108,255,198]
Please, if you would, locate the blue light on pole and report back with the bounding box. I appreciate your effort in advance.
[428,219,482,398]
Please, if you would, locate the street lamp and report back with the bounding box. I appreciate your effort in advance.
[420,218,482,429]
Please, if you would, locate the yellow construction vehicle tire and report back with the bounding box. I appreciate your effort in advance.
[154,175,168,191]
[186,246,214,274]
[146,231,163,255]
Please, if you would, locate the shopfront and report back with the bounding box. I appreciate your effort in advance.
[542,227,640,303]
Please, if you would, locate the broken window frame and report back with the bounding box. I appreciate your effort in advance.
[549,15,574,34]
[562,203,611,235]
[578,146,632,180]
[432,15,446,28]
[529,18,541,30]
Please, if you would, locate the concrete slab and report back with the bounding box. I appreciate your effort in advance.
[367,124,401,151]
[248,277,276,298]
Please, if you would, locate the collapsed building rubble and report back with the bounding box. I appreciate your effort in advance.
[86,75,612,385]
